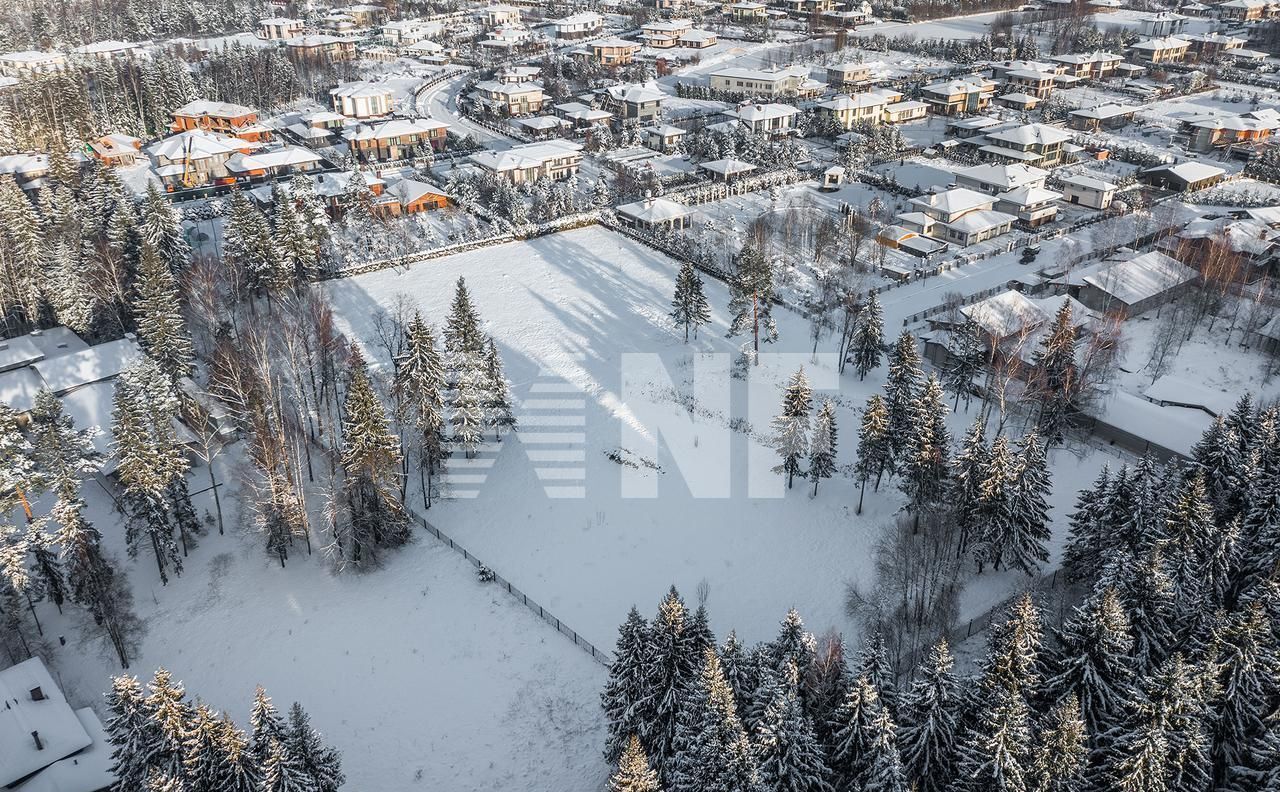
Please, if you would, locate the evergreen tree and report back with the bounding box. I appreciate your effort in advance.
[955,688,1032,792]
[260,738,317,792]
[144,668,194,784]
[1030,301,1078,445]
[481,338,517,439]
[250,687,287,766]
[105,674,158,790]
[183,703,237,792]
[339,359,409,567]
[141,182,190,274]
[753,662,833,792]
[721,631,761,727]
[861,707,907,792]
[1041,588,1135,737]
[648,587,700,771]
[808,399,837,496]
[726,241,777,359]
[134,239,194,381]
[974,434,1016,573]
[285,703,345,792]
[1061,467,1112,584]
[671,261,711,342]
[393,315,448,509]
[1004,432,1052,575]
[830,675,883,786]
[978,594,1043,699]
[944,320,985,411]
[668,647,760,792]
[899,374,951,523]
[899,640,960,792]
[854,395,890,514]
[851,632,898,716]
[444,277,484,357]
[611,735,663,792]
[850,293,884,381]
[882,331,923,470]
[772,368,812,489]
[604,607,655,762]
[1028,697,1087,792]
[1191,416,1244,524]
[951,414,990,559]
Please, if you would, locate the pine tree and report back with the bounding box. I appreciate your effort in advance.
[808,399,837,496]
[753,662,834,792]
[1028,696,1087,792]
[1212,602,1280,783]
[1061,467,1112,584]
[882,331,923,471]
[1004,432,1052,575]
[951,414,990,559]
[134,239,195,381]
[260,738,317,792]
[1030,301,1078,446]
[393,315,447,509]
[144,668,194,784]
[444,277,484,357]
[803,633,850,758]
[862,707,907,792]
[974,434,1016,573]
[611,735,663,792]
[955,688,1032,792]
[830,675,883,786]
[1191,416,1244,524]
[250,687,287,766]
[671,261,711,342]
[899,640,960,792]
[726,241,777,359]
[944,320,985,411]
[339,358,409,567]
[899,374,950,523]
[1041,588,1135,737]
[772,368,813,489]
[720,631,760,727]
[105,674,158,790]
[450,363,485,460]
[668,647,760,792]
[183,703,236,792]
[482,338,517,440]
[648,587,700,771]
[141,182,190,274]
[604,607,655,763]
[978,594,1043,699]
[850,293,884,381]
[854,395,890,514]
[285,703,344,792]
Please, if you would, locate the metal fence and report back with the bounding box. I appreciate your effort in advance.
[407,510,613,667]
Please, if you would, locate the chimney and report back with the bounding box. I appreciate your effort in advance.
[33,730,44,751]
[29,686,45,702]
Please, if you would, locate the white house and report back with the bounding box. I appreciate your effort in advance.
[259,17,305,40]
[1058,173,1118,209]
[469,140,584,183]
[330,81,395,118]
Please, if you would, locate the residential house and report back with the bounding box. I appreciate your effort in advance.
[605,83,666,122]
[171,100,270,142]
[1184,32,1247,60]
[346,118,449,161]
[679,29,717,48]
[285,35,357,62]
[554,101,613,129]
[496,66,541,84]
[475,4,522,25]
[709,65,823,97]
[553,12,604,39]
[1055,250,1197,314]
[953,162,1048,195]
[1129,36,1191,64]
[995,92,1041,112]
[224,145,323,183]
[640,18,692,47]
[989,59,1063,81]
[330,81,395,118]
[947,115,1003,139]
[469,140,583,182]
[617,197,692,231]
[897,187,1016,246]
[584,37,640,66]
[1181,110,1279,153]
[1049,51,1123,79]
[70,40,142,62]
[473,80,545,115]
[1135,11,1188,36]
[826,62,873,92]
[729,1,768,20]
[480,25,538,55]
[1004,68,1059,100]
[258,17,305,39]
[382,19,443,46]
[724,102,800,136]
[378,177,450,216]
[148,130,260,189]
[698,158,757,182]
[643,124,687,153]
[981,123,1073,168]
[1058,173,1117,209]
[0,153,50,188]
[335,3,386,27]
[88,134,143,167]
[314,170,387,215]
[816,88,903,128]
[1218,0,1270,21]
[0,50,66,76]
[1068,103,1139,132]
[883,100,928,124]
[1160,216,1280,282]
[995,184,1062,228]
[920,76,996,115]
[1140,161,1226,191]
[0,657,113,791]
[822,3,875,27]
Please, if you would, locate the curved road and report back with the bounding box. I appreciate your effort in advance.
[417,71,514,152]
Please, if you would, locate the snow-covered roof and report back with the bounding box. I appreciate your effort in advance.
[819,88,901,111]
[617,197,691,224]
[173,99,255,118]
[1050,50,1123,64]
[29,336,141,395]
[384,178,447,206]
[13,707,117,792]
[922,76,995,96]
[605,83,666,105]
[592,37,639,49]
[475,79,544,96]
[469,140,582,172]
[985,123,1073,147]
[1177,217,1278,256]
[1069,103,1139,120]
[1086,390,1211,458]
[1058,173,1117,192]
[70,39,139,55]
[330,80,394,99]
[997,185,1062,206]
[238,146,323,170]
[1065,251,1198,306]
[960,289,1050,338]
[946,209,1017,235]
[515,115,567,130]
[911,187,994,217]
[0,658,93,787]
[0,153,49,177]
[314,170,386,198]
[698,158,757,176]
[1142,375,1236,417]
[345,118,447,141]
[956,163,1048,191]
[1146,161,1226,185]
[0,336,44,372]
[1130,36,1191,50]
[727,103,799,123]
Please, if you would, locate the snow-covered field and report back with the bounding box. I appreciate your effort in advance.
[327,227,1114,654]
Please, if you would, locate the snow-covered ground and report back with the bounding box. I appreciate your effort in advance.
[326,226,1114,655]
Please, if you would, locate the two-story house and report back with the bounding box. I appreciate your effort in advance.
[1049,51,1123,79]
[470,140,584,183]
[604,83,666,122]
[553,12,604,39]
[897,187,1017,246]
[816,89,904,128]
[920,76,996,115]
[1128,36,1192,64]
[472,80,546,115]
[345,118,449,161]
[981,123,1073,168]
[330,81,395,118]
[724,102,800,136]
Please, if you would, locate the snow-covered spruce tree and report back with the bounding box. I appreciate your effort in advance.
[134,239,195,381]
[851,632,899,717]
[899,640,961,792]
[141,182,190,274]
[0,401,40,517]
[951,414,989,560]
[223,190,281,301]
[899,374,951,525]
[829,675,884,787]
[769,608,816,678]
[1028,696,1087,792]
[26,522,65,613]
[1210,602,1280,785]
[1029,301,1078,446]
[882,331,924,471]
[667,647,760,792]
[610,735,663,792]
[450,362,486,460]
[338,358,409,569]
[726,240,777,360]
[671,260,711,343]
[1104,548,1176,673]
[1061,467,1112,584]
[1104,653,1212,792]
[944,320,985,412]
[111,357,193,584]
[482,338,517,440]
[854,394,890,514]
[753,661,833,792]
[1004,432,1052,575]
[183,702,251,792]
[271,184,318,287]
[145,667,195,785]
[105,674,161,790]
[720,631,761,727]
[246,686,288,768]
[603,606,655,763]
[803,633,850,758]
[808,399,837,496]
[862,706,908,792]
[1040,587,1135,737]
[954,687,1032,792]
[772,368,813,490]
[1161,472,1217,616]
[261,738,317,792]
[648,587,700,772]
[849,292,884,382]
[28,388,99,480]
[1191,415,1245,525]
[286,702,345,792]
[977,593,1043,700]
[392,314,448,509]
[974,434,1016,573]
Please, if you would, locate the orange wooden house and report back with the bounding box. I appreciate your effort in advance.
[171,100,271,142]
